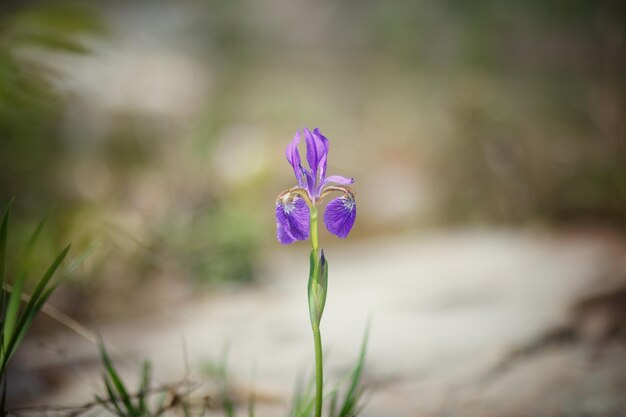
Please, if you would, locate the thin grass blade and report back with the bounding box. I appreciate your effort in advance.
[0,200,12,313]
[60,240,100,277]
[102,376,125,416]
[4,217,47,352]
[10,284,58,356]
[99,342,135,415]
[1,246,70,372]
[5,245,70,357]
[328,389,339,417]
[291,372,315,417]
[23,244,70,309]
[338,323,370,417]
[95,394,119,415]
[138,360,151,413]
[3,273,25,354]
[248,395,255,417]
[0,375,6,417]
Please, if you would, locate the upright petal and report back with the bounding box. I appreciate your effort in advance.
[285,131,303,186]
[313,128,329,181]
[323,195,356,239]
[303,128,329,179]
[275,196,310,244]
[295,164,315,200]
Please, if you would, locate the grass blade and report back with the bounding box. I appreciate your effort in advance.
[0,199,13,286]
[60,239,100,277]
[337,323,370,417]
[102,377,125,416]
[248,364,257,417]
[99,342,135,415]
[328,389,339,417]
[3,270,25,353]
[138,360,151,413]
[0,200,12,315]
[289,372,315,417]
[0,375,7,417]
[22,244,70,312]
[0,245,70,372]
[3,218,46,354]
[10,284,57,352]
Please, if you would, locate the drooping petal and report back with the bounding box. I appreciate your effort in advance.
[285,131,303,186]
[323,195,356,239]
[323,175,354,186]
[303,128,329,179]
[276,217,296,244]
[275,196,310,244]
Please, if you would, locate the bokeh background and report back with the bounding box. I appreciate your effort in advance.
[3,0,626,416]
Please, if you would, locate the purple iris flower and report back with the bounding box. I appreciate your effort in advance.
[276,128,356,244]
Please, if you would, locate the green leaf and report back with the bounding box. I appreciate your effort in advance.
[317,251,328,318]
[307,250,318,326]
[308,250,329,327]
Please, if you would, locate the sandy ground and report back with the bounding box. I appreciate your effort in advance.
[12,228,626,416]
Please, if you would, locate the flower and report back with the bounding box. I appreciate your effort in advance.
[276,128,356,244]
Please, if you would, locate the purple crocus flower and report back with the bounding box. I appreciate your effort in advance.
[276,128,356,244]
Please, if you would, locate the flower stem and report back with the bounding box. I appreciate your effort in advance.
[310,206,319,254]
[309,206,323,417]
[313,325,323,417]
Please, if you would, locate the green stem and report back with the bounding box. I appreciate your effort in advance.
[313,326,323,417]
[310,206,319,254]
[309,205,323,417]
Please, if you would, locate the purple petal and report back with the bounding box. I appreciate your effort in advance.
[313,128,329,181]
[323,175,354,186]
[304,128,329,179]
[303,167,316,198]
[317,153,329,192]
[276,218,296,244]
[276,196,310,244]
[285,131,303,186]
[323,195,356,239]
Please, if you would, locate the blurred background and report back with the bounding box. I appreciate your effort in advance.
[2,0,626,416]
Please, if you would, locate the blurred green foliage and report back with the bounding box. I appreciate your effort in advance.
[0,202,70,410]
[1,0,625,321]
[429,1,626,225]
[0,2,108,305]
[0,1,264,310]
[334,0,626,226]
[155,200,261,286]
[0,2,104,213]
